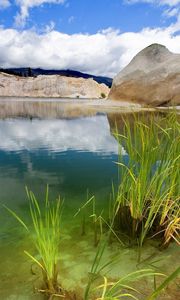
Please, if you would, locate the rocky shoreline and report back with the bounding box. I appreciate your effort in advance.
[0,97,179,120]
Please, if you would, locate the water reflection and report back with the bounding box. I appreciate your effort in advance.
[0,116,118,154]
[0,99,97,119]
[0,115,120,212]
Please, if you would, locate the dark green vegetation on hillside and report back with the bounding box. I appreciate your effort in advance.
[0,68,112,87]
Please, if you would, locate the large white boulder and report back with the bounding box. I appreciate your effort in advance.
[108,44,180,106]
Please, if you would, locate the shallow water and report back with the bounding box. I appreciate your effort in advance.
[0,101,179,299]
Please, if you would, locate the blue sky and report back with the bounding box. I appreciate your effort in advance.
[0,0,179,32]
[0,0,180,76]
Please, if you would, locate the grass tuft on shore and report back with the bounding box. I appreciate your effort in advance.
[111,112,180,250]
[5,186,65,297]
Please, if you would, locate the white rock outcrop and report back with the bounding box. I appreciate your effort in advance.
[0,73,109,99]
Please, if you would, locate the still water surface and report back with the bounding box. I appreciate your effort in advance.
[0,103,179,299]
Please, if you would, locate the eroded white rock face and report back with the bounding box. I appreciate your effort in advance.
[0,73,109,99]
[109,44,180,106]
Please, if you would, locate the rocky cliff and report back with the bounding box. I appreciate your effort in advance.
[0,73,109,99]
[108,44,180,106]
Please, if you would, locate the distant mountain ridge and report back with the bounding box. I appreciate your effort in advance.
[0,68,112,88]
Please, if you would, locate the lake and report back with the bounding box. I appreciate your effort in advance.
[0,100,179,300]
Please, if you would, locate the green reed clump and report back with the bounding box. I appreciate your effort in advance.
[94,266,179,300]
[148,266,180,300]
[84,231,165,300]
[5,186,64,297]
[95,269,164,300]
[112,112,180,249]
[74,195,104,247]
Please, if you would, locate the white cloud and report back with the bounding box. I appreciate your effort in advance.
[44,20,55,33]
[0,22,179,77]
[126,0,180,22]
[14,0,66,26]
[68,15,75,24]
[126,0,180,25]
[0,0,10,9]
[126,0,180,6]
[160,0,180,5]
[163,7,179,18]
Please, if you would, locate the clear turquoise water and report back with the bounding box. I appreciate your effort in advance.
[0,111,179,299]
[0,115,118,299]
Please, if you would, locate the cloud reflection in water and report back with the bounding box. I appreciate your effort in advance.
[0,116,122,155]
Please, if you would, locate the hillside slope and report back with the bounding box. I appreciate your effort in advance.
[0,73,109,99]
